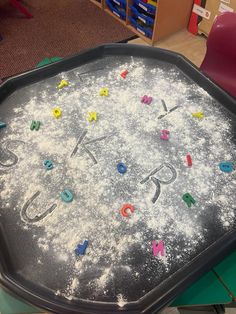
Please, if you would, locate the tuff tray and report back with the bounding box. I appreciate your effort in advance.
[0,44,236,314]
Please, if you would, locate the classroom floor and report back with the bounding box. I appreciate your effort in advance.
[129,29,207,68]
[0,0,134,78]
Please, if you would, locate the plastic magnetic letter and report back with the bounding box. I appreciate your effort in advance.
[30,120,40,131]
[43,159,53,170]
[117,162,127,174]
[88,112,97,122]
[52,108,62,119]
[121,204,135,217]
[58,79,69,89]
[186,154,192,167]
[182,193,196,207]
[60,189,74,202]
[219,162,234,173]
[152,240,165,257]
[141,95,152,105]
[75,240,89,256]
[192,112,204,119]
[100,88,109,96]
[160,130,170,140]
[0,121,6,129]
[121,70,128,78]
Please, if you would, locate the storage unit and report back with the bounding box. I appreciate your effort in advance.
[90,0,103,9]
[106,0,127,20]
[89,0,194,45]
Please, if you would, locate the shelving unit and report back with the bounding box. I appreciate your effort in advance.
[90,0,103,9]
[104,6,127,27]
[89,0,194,45]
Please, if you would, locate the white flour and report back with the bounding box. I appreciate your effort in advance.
[0,56,235,305]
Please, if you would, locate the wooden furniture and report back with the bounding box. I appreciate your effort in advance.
[89,0,194,45]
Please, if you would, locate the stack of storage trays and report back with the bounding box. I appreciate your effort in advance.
[129,0,157,39]
[106,0,127,20]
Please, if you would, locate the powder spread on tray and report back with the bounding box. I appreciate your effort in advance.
[0,55,235,304]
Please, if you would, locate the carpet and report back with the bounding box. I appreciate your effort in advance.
[0,0,134,79]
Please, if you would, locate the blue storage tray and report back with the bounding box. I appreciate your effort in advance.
[134,0,156,15]
[106,0,126,20]
[130,5,155,26]
[111,0,126,8]
[129,16,153,38]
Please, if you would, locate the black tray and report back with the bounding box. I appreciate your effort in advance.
[0,44,236,314]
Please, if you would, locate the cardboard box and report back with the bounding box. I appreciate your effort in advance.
[198,0,236,36]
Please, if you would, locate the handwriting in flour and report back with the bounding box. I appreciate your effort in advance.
[158,99,179,120]
[70,129,109,164]
[77,68,104,82]
[21,191,57,223]
[0,140,25,168]
[140,163,177,203]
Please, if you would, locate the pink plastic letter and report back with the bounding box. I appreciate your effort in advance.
[152,240,165,257]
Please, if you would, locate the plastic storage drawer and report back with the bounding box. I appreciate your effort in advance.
[106,0,126,20]
[134,0,156,15]
[129,16,153,38]
[130,5,155,26]
[112,0,126,8]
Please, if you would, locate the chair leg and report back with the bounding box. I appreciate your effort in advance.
[10,0,33,18]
